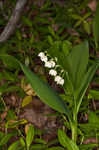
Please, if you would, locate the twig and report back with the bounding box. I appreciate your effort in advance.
[0,0,27,43]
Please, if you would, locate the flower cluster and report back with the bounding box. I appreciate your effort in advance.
[38,52,64,86]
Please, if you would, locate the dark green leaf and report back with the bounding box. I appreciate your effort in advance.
[20,63,70,117]
[65,41,89,90]
[58,129,79,150]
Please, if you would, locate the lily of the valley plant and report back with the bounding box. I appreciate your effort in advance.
[19,40,99,150]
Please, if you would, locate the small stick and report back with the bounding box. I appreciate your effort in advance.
[0,0,27,43]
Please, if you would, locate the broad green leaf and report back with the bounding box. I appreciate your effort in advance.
[0,133,14,146]
[58,129,79,150]
[8,141,21,150]
[65,41,89,90]
[20,63,70,117]
[22,96,32,107]
[26,124,34,149]
[76,62,99,114]
[93,2,99,48]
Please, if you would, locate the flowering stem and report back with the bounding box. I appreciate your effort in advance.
[71,98,78,143]
[72,114,77,143]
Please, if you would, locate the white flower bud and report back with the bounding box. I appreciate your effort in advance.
[55,76,62,83]
[59,78,64,85]
[49,60,56,68]
[49,69,57,76]
[55,76,64,85]
[41,56,48,62]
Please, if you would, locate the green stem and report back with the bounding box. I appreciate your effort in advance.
[71,115,77,143]
[71,99,78,143]
[27,146,29,150]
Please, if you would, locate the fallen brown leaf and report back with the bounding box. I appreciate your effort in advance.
[20,108,47,128]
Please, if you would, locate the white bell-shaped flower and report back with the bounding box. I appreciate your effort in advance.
[41,56,48,62]
[49,60,56,68]
[55,76,61,83]
[38,52,45,58]
[45,61,52,68]
[55,76,64,85]
[38,52,48,62]
[49,69,57,76]
[59,78,64,85]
